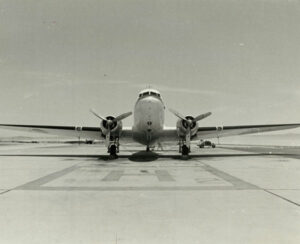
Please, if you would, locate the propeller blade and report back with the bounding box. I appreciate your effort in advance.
[90,109,106,121]
[170,108,212,123]
[169,108,186,121]
[114,111,132,122]
[193,112,212,122]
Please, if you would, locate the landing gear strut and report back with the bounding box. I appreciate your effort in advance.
[179,140,190,158]
[107,138,119,159]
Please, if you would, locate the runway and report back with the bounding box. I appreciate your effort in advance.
[0,143,299,243]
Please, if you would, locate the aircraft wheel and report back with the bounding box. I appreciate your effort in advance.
[109,144,118,158]
[181,145,189,156]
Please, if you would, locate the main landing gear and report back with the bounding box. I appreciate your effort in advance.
[179,140,190,159]
[181,145,190,156]
[107,138,119,159]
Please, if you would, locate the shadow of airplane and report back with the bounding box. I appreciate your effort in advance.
[0,151,290,162]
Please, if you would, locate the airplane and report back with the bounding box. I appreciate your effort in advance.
[0,88,300,159]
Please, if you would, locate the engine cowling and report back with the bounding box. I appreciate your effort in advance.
[176,116,199,137]
[100,116,123,136]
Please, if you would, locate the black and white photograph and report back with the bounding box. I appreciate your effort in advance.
[0,0,299,243]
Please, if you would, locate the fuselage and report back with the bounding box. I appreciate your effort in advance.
[132,89,165,145]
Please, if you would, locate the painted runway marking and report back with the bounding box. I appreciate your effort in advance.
[101,169,175,182]
[102,170,124,181]
[154,170,175,182]
[12,158,293,194]
[13,162,259,191]
[200,164,258,189]
[264,189,300,207]
[195,177,221,184]
[16,165,79,190]
[18,186,239,191]
[2,153,299,207]
[0,189,11,195]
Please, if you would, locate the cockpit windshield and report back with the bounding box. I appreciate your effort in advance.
[138,90,161,98]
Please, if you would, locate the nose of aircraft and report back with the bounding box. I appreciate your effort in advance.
[138,96,162,114]
[139,95,159,105]
[134,95,164,129]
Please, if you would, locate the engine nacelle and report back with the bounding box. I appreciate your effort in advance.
[100,116,123,136]
[176,116,199,137]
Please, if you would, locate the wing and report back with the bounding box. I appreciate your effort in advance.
[196,123,300,139]
[159,123,300,142]
[0,124,133,141]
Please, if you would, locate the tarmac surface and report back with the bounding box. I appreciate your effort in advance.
[0,143,299,244]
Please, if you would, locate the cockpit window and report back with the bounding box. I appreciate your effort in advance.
[139,90,161,98]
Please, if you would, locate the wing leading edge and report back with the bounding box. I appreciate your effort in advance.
[0,124,133,141]
[196,123,300,139]
[0,124,101,139]
[159,123,300,142]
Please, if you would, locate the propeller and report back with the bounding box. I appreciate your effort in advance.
[90,109,132,125]
[90,109,132,147]
[169,108,212,150]
[168,108,186,121]
[169,108,211,127]
[114,112,133,122]
[90,109,106,121]
[193,112,212,122]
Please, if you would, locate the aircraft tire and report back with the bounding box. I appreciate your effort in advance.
[181,145,189,156]
[110,144,117,156]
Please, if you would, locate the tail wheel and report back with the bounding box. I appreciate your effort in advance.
[181,145,189,156]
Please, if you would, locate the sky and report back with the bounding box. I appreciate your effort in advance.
[1,0,300,131]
